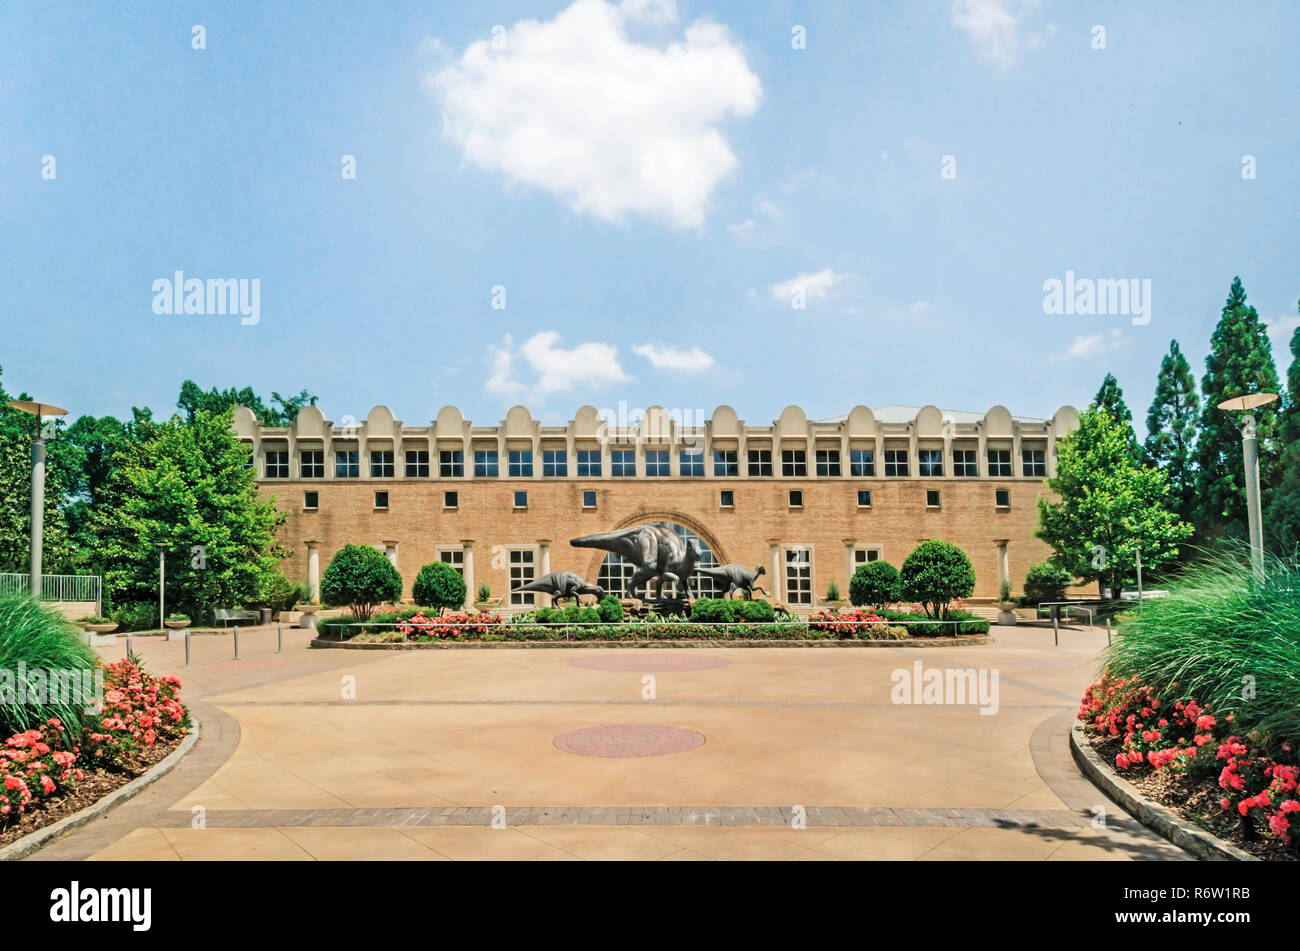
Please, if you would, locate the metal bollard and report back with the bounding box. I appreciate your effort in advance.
[1105,616,1113,646]
[1052,608,1059,647]
[233,624,239,660]
[277,622,283,654]
[184,629,191,667]
[126,632,133,658]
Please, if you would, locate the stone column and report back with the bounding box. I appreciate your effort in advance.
[305,541,321,600]
[461,539,475,610]
[384,541,398,568]
[768,539,781,605]
[843,539,857,593]
[538,539,552,607]
[994,539,1010,596]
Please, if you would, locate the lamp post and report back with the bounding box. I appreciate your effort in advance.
[157,542,166,632]
[6,400,69,600]
[1217,393,1278,578]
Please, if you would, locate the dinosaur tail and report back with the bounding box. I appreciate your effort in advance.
[512,578,549,592]
[570,529,635,549]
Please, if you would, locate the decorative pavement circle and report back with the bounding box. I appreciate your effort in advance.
[553,724,706,758]
[569,654,732,672]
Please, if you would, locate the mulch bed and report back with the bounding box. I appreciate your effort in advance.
[0,733,184,851]
[1087,731,1296,861]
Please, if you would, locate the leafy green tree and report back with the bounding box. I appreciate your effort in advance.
[58,414,128,547]
[1023,562,1073,604]
[321,544,402,620]
[90,410,287,620]
[177,380,317,426]
[1195,277,1281,532]
[849,560,901,610]
[411,560,467,614]
[1094,373,1138,458]
[1143,340,1200,521]
[1037,406,1193,595]
[900,541,975,619]
[1264,300,1300,553]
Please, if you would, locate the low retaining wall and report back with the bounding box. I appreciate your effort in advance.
[311,635,991,650]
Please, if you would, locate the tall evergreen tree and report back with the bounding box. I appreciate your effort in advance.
[1143,340,1199,521]
[1264,299,1300,553]
[1094,373,1138,457]
[1195,277,1281,533]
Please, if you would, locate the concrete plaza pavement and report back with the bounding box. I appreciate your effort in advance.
[27,623,1189,861]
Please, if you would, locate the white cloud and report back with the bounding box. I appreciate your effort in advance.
[633,342,715,372]
[487,331,629,402]
[768,268,846,306]
[727,218,757,238]
[950,0,1044,66]
[430,0,761,229]
[1050,329,1126,362]
[1265,313,1300,360]
[909,300,929,313]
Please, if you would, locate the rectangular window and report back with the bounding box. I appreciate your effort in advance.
[987,448,1012,477]
[789,489,804,507]
[850,448,875,477]
[857,489,872,508]
[582,489,597,509]
[719,490,735,507]
[405,450,429,478]
[439,450,464,478]
[474,450,499,477]
[443,490,458,509]
[300,450,324,478]
[816,449,841,477]
[508,449,533,477]
[679,449,705,477]
[747,449,772,477]
[995,489,1011,508]
[374,490,389,510]
[781,449,807,477]
[513,490,528,508]
[438,549,464,575]
[304,490,319,510]
[264,450,288,479]
[611,449,636,477]
[509,549,535,606]
[370,450,394,478]
[576,449,602,477]
[853,548,881,568]
[1022,448,1046,478]
[926,489,941,508]
[335,450,359,478]
[884,449,909,477]
[645,449,670,477]
[953,449,978,477]
[543,449,568,477]
[918,449,943,477]
[784,548,812,605]
[713,449,738,477]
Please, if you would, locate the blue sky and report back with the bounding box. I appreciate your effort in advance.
[2,0,1297,428]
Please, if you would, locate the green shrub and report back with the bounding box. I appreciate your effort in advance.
[317,616,357,639]
[1024,561,1073,604]
[901,541,976,618]
[735,599,775,622]
[320,545,403,620]
[112,601,158,632]
[849,561,902,609]
[412,561,468,614]
[261,569,302,615]
[690,598,736,623]
[597,595,624,623]
[825,579,841,602]
[0,594,100,738]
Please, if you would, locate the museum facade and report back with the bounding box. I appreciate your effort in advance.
[232,401,1080,611]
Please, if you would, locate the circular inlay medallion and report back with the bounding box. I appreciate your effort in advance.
[569,654,731,672]
[553,724,706,758]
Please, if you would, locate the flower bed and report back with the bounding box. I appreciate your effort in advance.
[1078,672,1298,860]
[0,659,189,848]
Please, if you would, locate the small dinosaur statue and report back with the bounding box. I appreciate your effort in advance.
[512,571,605,606]
[696,564,767,599]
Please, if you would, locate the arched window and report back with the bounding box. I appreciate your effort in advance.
[596,522,720,599]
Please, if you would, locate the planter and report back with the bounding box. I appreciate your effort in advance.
[297,603,320,615]
[80,632,118,647]
[83,622,119,634]
[994,603,1018,626]
[164,618,191,630]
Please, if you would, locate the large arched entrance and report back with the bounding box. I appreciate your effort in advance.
[592,521,722,599]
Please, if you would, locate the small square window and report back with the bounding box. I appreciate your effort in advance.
[513,490,528,508]
[719,490,735,507]
[304,491,319,510]
[926,489,941,508]
[582,490,597,508]
[789,489,803,507]
[444,490,458,509]
[995,489,1011,508]
[857,489,872,508]
[374,490,389,510]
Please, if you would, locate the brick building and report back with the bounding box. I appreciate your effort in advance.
[233,401,1079,612]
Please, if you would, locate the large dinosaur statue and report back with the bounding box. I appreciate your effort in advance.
[512,571,605,606]
[570,524,700,599]
[696,564,767,599]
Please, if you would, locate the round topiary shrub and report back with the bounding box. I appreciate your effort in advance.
[690,598,736,623]
[900,540,976,619]
[735,599,775,623]
[1024,561,1073,605]
[849,560,902,609]
[412,561,468,614]
[320,544,403,621]
[597,594,624,623]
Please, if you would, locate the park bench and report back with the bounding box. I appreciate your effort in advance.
[214,607,258,627]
